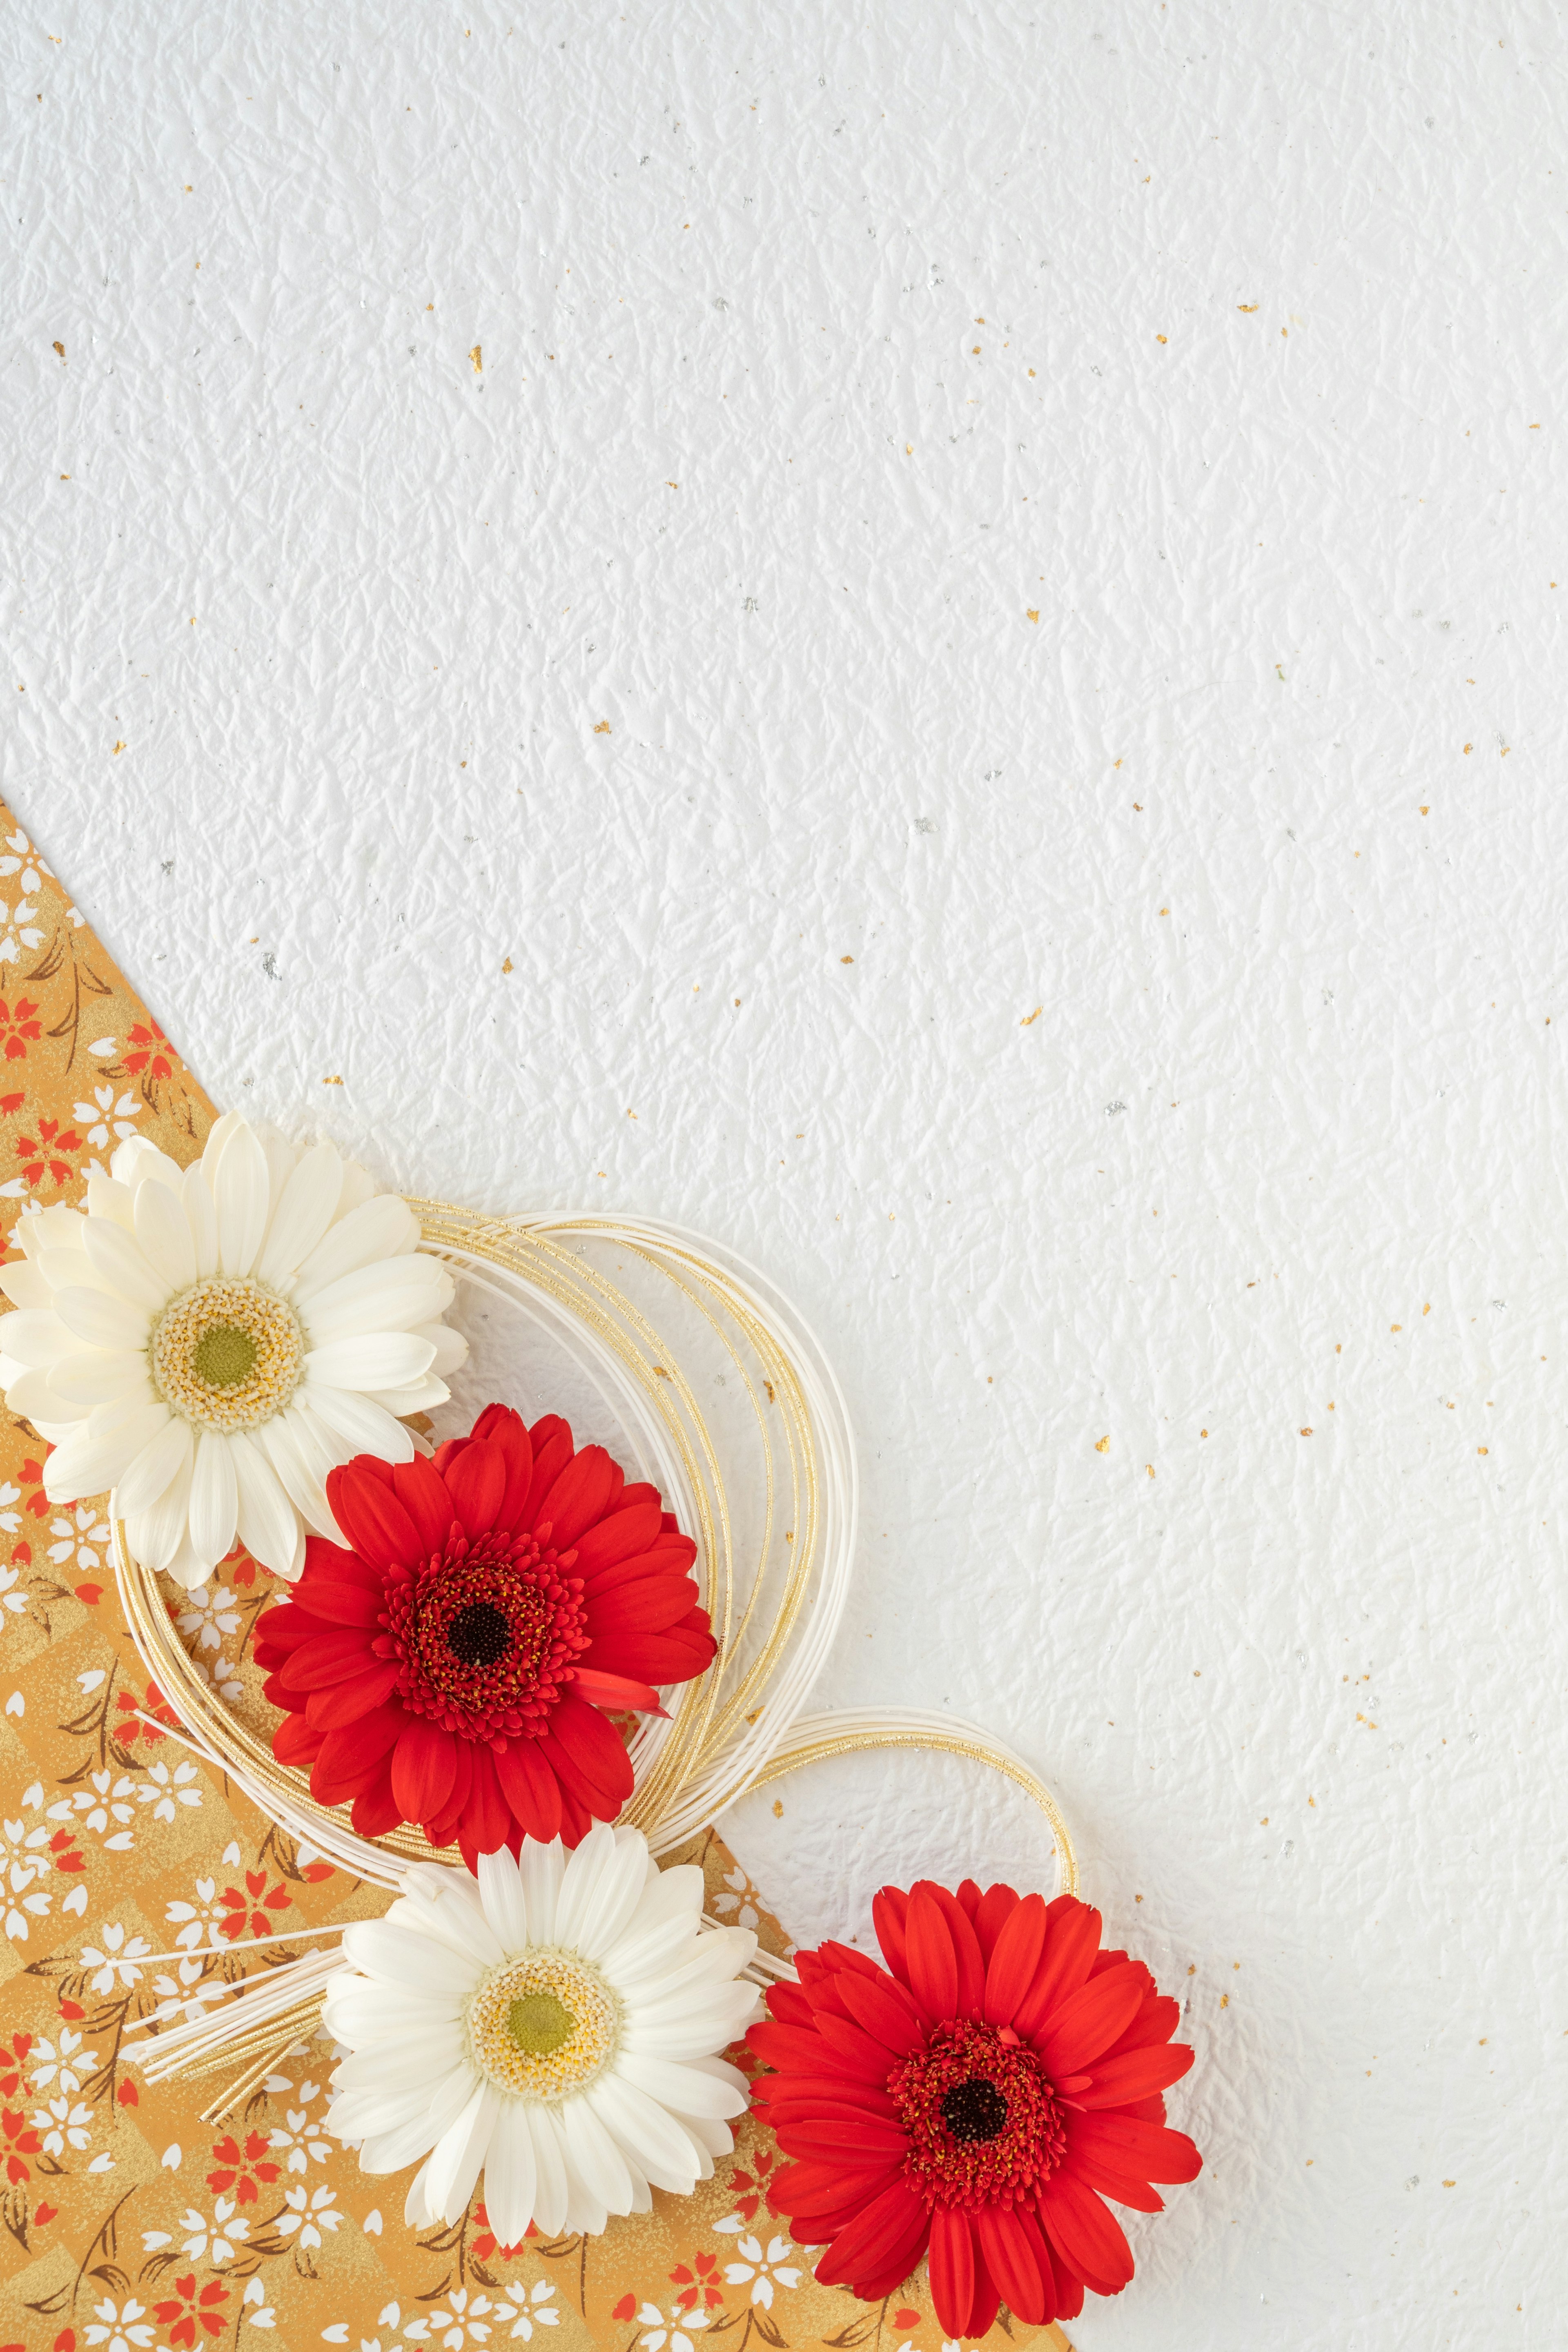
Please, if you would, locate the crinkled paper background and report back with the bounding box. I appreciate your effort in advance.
[4,3,1566,2345]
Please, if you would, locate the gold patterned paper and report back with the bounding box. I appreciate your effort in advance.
[0,802,1069,2352]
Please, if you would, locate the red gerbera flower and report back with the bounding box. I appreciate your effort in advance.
[256,1403,717,1866]
[753,1879,1201,2336]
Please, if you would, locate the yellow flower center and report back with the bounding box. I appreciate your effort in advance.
[149,1277,306,1434]
[467,1948,621,2101]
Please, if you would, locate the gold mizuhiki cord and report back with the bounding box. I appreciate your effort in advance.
[114,1203,1075,2117]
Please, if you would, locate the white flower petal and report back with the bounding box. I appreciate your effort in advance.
[0,1309,78,1367]
[80,1218,169,1313]
[258,1404,346,1540]
[301,1257,454,1346]
[124,1425,195,1569]
[525,2103,570,2238]
[616,2052,747,2121]
[181,1162,218,1278]
[199,1108,245,1183]
[85,1173,136,1229]
[559,2094,635,2217]
[45,1403,169,1501]
[188,1431,239,1568]
[517,1838,565,1947]
[132,1178,197,1293]
[111,1137,184,1192]
[480,2099,538,2250]
[586,2076,703,2196]
[227,1428,301,1577]
[415,1319,469,1378]
[293,1194,419,1303]
[341,1919,483,1998]
[52,1285,150,1354]
[49,1349,150,1408]
[4,1365,73,1425]
[332,2033,466,2094]
[0,1259,53,1307]
[304,1332,435,1390]
[116,1414,194,1521]
[301,1383,417,1461]
[256,1141,344,1285]
[257,1127,298,1226]
[567,1830,648,1963]
[423,2080,500,2223]
[362,1376,451,1416]
[475,1848,530,1954]
[322,1988,465,2043]
[214,1121,270,1278]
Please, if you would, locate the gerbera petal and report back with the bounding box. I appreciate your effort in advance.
[519,1414,574,1529]
[565,1822,649,1961]
[180,1160,219,1278]
[973,1880,1022,1962]
[391,1453,455,1555]
[1070,2041,1195,2109]
[526,2103,571,2238]
[442,1435,506,1539]
[544,1693,635,1815]
[305,1332,436,1391]
[326,1461,421,1570]
[975,2205,1049,2325]
[214,1118,271,1277]
[474,1845,530,1952]
[926,2207,976,2341]
[494,1738,565,1844]
[303,1382,419,1462]
[559,2091,637,2216]
[123,1422,196,1571]
[812,2180,929,2292]
[1011,1898,1104,2041]
[50,1346,151,1406]
[391,1719,459,1826]
[305,1660,404,1729]
[256,1140,344,1286]
[471,1402,533,1530]
[586,2076,704,2196]
[479,2096,539,2246]
[902,1885,960,2024]
[834,1971,925,2058]
[1032,1961,1147,2078]
[982,1890,1048,2026]
[51,1283,150,1354]
[538,1443,623,1549]
[1037,2169,1135,2293]
[114,1413,193,1521]
[293,1193,421,1302]
[616,2052,747,2121]
[302,1256,454,1347]
[457,1748,514,1860]
[45,1401,169,1502]
[230,1427,303,1578]
[80,1215,170,1312]
[571,1500,664,1579]
[342,1918,485,1997]
[278,1627,380,1689]
[350,1757,405,1837]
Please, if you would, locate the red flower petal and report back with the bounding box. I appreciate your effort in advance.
[813,2180,929,2292]
[972,1880,1021,1962]
[457,1745,513,1858]
[278,1628,380,1691]
[1011,1897,1103,2040]
[294,1577,384,1628]
[327,1464,420,1570]
[982,1890,1047,2026]
[305,1659,403,1730]
[1033,1962,1148,2078]
[492,1740,566,1842]
[349,1757,403,1838]
[903,1885,959,2023]
[391,1455,457,1556]
[443,1437,506,1539]
[834,1970,924,2058]
[390,1718,459,1825]
[272,1713,323,1768]
[544,1691,634,1811]
[568,1667,665,1715]
[872,1886,909,1980]
[539,1443,624,1547]
[471,1404,534,1531]
[571,1499,663,1577]
[976,2203,1049,2324]
[927,2206,976,2339]
[1070,2041,1194,2109]
[1037,2169,1135,2295]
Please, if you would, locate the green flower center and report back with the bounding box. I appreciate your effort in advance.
[191,1323,259,1389]
[507,1990,577,2056]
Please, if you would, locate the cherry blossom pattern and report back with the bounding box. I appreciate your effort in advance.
[634,2298,711,2352]
[712,1862,763,1932]
[16,1111,84,1189]
[1,2103,41,2180]
[206,2127,281,2203]
[122,1018,176,1079]
[152,2273,230,2348]
[29,2024,98,2093]
[114,1681,180,1746]
[1,1803,85,1941]
[141,2196,251,2265]
[413,2287,498,2348]
[261,2074,333,2171]
[501,2281,559,2341]
[47,1503,111,1597]
[722,2235,802,2309]
[0,2031,32,2095]
[0,997,41,1061]
[81,1924,154,1993]
[713,2145,776,2228]
[277,2181,342,2247]
[669,2252,725,2316]
[74,1083,143,1154]
[174,1583,242,1654]
[32,2093,95,2155]
[82,2297,156,2352]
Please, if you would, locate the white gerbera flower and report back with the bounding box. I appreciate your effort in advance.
[322,1824,761,2245]
[0,1110,468,1587]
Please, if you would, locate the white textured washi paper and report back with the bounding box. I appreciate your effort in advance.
[7,4,1564,2343]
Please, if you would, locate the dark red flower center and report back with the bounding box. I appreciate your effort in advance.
[889,2017,1067,2212]
[379,1526,591,1744]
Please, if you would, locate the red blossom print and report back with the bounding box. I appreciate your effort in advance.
[0,2034,33,2098]
[206,2127,280,2202]
[2,2107,41,2182]
[893,2312,921,2332]
[16,1112,82,1189]
[257,1403,716,1867]
[115,1681,177,1743]
[117,2078,139,2107]
[0,999,40,1061]
[216,1869,292,1939]
[728,2145,775,2219]
[33,2201,56,2225]
[48,1827,84,1874]
[152,2273,229,2348]
[756,1880,1201,2336]
[0,1091,22,1115]
[18,1458,49,1520]
[123,1018,176,1080]
[670,2252,724,2312]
